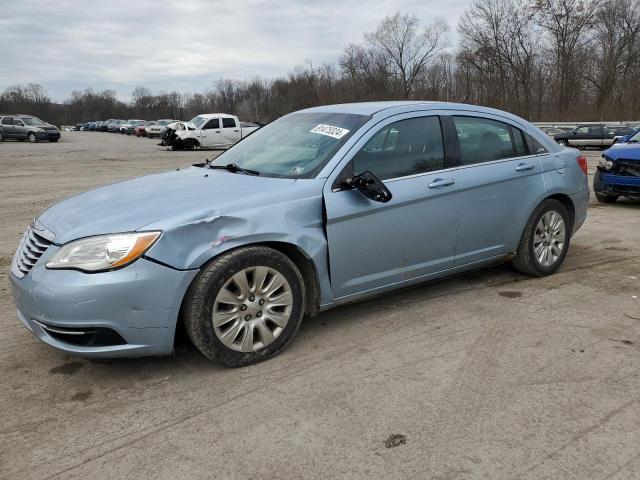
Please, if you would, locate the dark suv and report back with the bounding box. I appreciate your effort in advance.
[0,115,61,142]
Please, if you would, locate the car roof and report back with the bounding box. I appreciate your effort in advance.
[194,113,236,119]
[299,101,533,125]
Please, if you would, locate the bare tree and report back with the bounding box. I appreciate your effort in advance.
[364,12,449,98]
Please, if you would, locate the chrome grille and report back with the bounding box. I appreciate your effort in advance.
[11,225,53,278]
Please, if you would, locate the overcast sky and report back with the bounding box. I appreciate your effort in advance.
[0,0,469,102]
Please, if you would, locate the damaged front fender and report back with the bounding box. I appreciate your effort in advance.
[142,190,334,305]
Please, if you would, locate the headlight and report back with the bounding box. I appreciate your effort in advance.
[46,231,161,272]
[598,156,614,170]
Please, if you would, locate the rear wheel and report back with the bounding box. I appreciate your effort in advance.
[511,199,570,276]
[183,246,305,367]
[595,193,618,203]
[557,139,568,147]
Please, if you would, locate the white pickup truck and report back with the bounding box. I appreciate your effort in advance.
[168,114,260,150]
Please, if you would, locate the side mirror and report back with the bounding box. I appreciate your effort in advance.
[349,171,392,203]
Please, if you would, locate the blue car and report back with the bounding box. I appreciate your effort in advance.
[9,101,589,366]
[595,129,640,203]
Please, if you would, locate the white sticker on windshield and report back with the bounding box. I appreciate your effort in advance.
[310,124,350,139]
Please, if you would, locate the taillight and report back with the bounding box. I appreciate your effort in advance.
[577,155,588,175]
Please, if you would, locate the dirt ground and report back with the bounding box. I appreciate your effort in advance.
[1,132,639,480]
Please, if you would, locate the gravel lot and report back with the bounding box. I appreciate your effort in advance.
[1,132,639,480]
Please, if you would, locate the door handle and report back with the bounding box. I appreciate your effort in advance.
[215,130,220,133]
[234,129,239,132]
[515,163,535,172]
[428,178,456,188]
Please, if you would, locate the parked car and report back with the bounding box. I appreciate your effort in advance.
[146,119,179,139]
[541,127,566,137]
[164,114,260,149]
[106,119,125,132]
[554,124,634,148]
[134,121,151,137]
[119,120,146,135]
[594,129,640,203]
[9,101,589,366]
[0,115,60,142]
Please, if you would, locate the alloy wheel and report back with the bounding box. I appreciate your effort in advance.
[212,266,293,352]
[533,211,566,267]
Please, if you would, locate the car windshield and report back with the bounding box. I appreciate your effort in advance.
[210,112,370,178]
[21,117,45,126]
[188,116,207,128]
[627,130,640,142]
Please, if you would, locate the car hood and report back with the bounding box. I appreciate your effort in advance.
[603,142,640,161]
[37,167,316,244]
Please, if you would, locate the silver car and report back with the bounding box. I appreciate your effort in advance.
[10,101,589,366]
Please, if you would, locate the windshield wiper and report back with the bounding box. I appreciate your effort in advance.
[206,161,260,176]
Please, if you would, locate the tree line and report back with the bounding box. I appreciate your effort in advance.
[2,0,639,126]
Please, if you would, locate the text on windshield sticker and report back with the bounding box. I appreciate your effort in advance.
[310,124,350,139]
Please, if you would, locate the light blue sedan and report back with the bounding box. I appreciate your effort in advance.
[10,102,589,366]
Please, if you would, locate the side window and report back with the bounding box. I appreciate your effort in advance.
[511,127,528,156]
[2,117,13,125]
[352,116,445,180]
[203,118,219,130]
[222,117,236,128]
[575,126,589,135]
[589,126,603,136]
[453,116,515,164]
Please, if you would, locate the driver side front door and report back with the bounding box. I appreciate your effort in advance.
[323,114,461,300]
[199,118,221,147]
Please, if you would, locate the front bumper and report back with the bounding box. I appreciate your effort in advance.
[594,169,640,197]
[9,247,198,358]
[45,130,60,140]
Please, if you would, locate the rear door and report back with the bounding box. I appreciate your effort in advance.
[324,113,461,299]
[452,115,546,265]
[1,116,16,138]
[221,117,241,145]
[199,118,221,147]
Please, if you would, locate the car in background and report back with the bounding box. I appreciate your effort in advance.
[8,101,589,365]
[0,115,60,142]
[146,119,179,139]
[166,114,260,149]
[134,121,151,137]
[541,127,566,137]
[73,123,86,131]
[554,124,636,148]
[119,120,146,135]
[106,119,125,132]
[595,129,640,203]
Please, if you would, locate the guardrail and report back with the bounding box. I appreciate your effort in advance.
[533,121,640,129]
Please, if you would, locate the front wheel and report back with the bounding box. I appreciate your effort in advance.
[49,138,59,143]
[511,199,571,276]
[595,193,618,203]
[182,246,305,367]
[27,133,37,143]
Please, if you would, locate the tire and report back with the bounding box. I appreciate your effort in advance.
[182,246,306,367]
[595,193,618,203]
[49,138,59,143]
[557,140,568,147]
[511,199,571,277]
[0,131,3,142]
[27,132,37,143]
[183,138,198,150]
